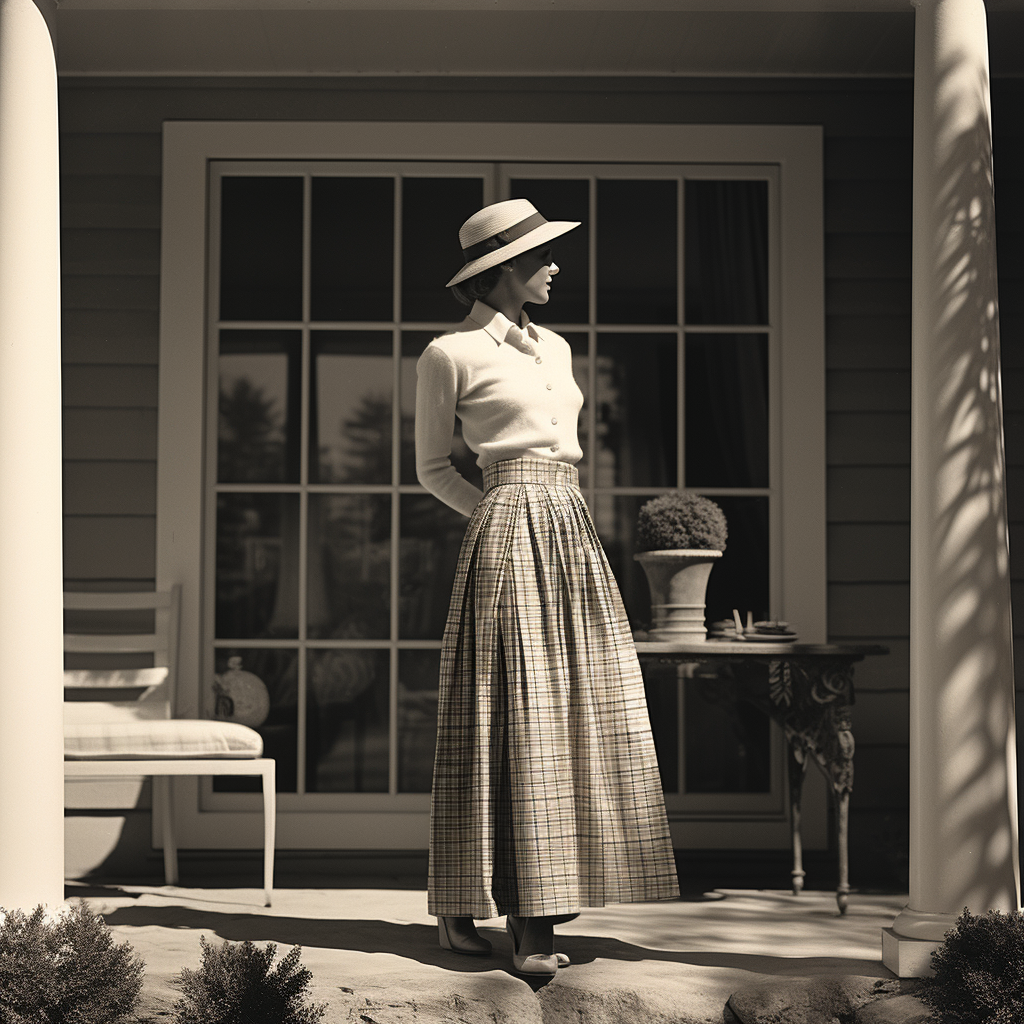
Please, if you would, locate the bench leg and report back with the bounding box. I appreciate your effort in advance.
[155,775,179,885]
[262,762,276,906]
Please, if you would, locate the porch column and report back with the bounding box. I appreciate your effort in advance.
[883,0,1021,977]
[0,0,64,911]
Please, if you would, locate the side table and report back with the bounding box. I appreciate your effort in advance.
[635,640,889,914]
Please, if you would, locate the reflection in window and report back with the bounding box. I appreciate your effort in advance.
[399,494,466,640]
[215,493,299,640]
[311,332,392,484]
[219,331,301,484]
[595,334,677,488]
[399,650,441,792]
[685,334,769,488]
[212,648,299,793]
[685,672,770,792]
[306,649,389,792]
[308,494,391,640]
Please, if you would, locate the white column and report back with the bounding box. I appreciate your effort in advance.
[0,0,64,911]
[883,0,1021,978]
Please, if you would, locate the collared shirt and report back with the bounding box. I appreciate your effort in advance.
[415,300,584,516]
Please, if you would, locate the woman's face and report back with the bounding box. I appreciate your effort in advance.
[509,246,559,306]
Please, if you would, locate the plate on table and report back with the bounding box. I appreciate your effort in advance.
[742,631,798,643]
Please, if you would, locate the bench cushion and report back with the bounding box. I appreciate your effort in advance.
[64,718,264,760]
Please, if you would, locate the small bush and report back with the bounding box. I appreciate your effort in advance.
[923,907,1024,1024]
[0,900,144,1024]
[172,937,327,1024]
[636,492,728,552]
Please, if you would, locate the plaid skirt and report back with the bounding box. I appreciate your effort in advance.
[428,457,679,919]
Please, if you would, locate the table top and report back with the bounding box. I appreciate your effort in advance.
[634,638,890,658]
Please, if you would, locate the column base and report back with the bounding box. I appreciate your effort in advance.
[881,927,940,978]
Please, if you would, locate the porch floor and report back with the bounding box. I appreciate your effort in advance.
[66,879,925,1023]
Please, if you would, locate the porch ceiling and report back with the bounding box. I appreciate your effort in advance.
[54,1,1024,78]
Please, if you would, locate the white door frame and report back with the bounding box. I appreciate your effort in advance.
[158,120,826,850]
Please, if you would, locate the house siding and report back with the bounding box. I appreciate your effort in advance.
[58,75,1024,885]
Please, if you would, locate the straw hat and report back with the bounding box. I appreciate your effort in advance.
[446,199,580,288]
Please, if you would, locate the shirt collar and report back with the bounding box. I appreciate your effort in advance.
[469,301,539,349]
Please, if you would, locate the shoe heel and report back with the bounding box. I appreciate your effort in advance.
[438,917,453,951]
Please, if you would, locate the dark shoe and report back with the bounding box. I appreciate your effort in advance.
[506,916,558,977]
[438,916,492,955]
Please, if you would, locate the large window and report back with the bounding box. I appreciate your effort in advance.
[158,122,826,851]
[206,159,780,816]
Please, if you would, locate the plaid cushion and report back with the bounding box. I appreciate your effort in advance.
[428,457,679,918]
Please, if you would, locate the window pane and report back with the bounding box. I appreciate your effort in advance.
[308,494,391,640]
[311,331,393,484]
[400,332,482,489]
[685,179,768,326]
[399,493,465,640]
[219,331,301,484]
[220,177,303,322]
[311,177,394,322]
[398,649,440,793]
[211,647,299,790]
[212,648,299,793]
[402,178,484,323]
[685,333,769,488]
[596,334,677,488]
[597,179,677,324]
[643,662,680,793]
[685,673,770,792]
[306,648,389,792]
[509,178,589,324]
[705,495,769,627]
[216,493,299,640]
[594,494,651,632]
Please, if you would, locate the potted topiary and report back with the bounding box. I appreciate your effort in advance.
[634,492,727,641]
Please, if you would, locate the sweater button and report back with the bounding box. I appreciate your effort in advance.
[546,383,552,390]
[535,356,542,364]
[551,417,558,425]
[550,444,559,452]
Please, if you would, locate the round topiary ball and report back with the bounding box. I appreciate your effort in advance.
[636,493,728,552]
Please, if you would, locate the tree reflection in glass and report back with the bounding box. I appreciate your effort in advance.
[308,494,391,640]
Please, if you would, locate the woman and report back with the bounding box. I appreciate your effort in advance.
[416,199,679,977]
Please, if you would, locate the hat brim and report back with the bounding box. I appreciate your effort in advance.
[446,220,581,288]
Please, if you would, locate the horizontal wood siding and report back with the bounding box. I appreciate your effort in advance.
[58,75,1024,878]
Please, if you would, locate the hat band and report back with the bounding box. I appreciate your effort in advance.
[461,211,548,263]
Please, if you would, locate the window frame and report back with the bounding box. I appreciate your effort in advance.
[158,120,827,852]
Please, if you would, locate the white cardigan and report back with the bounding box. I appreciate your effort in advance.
[415,301,584,516]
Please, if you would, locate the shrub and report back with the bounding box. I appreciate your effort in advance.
[0,900,144,1024]
[922,907,1024,1024]
[636,492,728,552]
[172,937,327,1024]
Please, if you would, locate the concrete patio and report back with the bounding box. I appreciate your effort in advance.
[66,878,932,1023]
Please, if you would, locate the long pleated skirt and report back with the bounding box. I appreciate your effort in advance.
[428,457,679,919]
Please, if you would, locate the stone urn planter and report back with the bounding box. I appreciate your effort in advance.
[634,492,728,642]
[634,549,723,640]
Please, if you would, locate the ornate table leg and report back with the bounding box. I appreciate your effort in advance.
[775,661,856,914]
[836,786,851,914]
[788,742,808,895]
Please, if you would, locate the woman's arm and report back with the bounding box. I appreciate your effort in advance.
[415,344,485,517]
